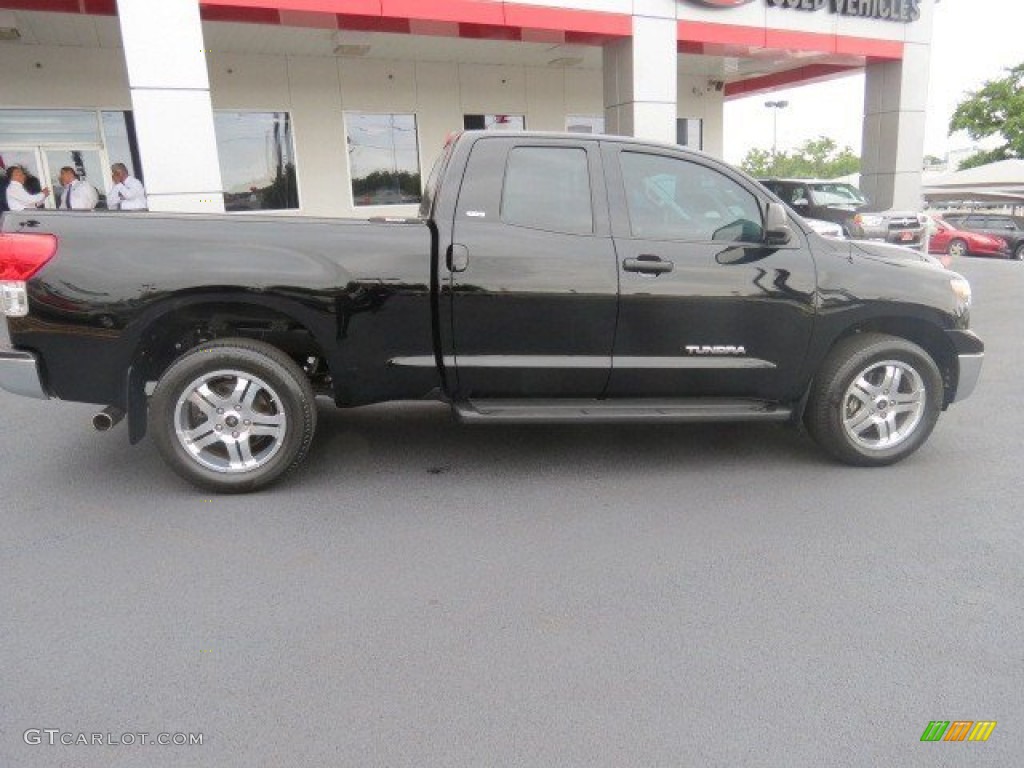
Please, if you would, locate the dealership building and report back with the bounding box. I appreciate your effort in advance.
[0,0,935,217]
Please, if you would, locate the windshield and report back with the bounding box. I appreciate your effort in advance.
[809,182,867,206]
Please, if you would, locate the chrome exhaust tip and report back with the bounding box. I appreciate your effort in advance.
[93,406,125,432]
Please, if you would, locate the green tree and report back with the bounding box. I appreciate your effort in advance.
[740,136,860,178]
[739,147,776,177]
[949,63,1024,170]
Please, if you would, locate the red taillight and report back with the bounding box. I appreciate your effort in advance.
[0,233,57,281]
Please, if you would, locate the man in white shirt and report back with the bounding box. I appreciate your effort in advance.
[107,162,148,211]
[58,167,100,211]
[5,166,50,211]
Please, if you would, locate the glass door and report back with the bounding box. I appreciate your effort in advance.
[43,147,108,210]
[1,147,45,209]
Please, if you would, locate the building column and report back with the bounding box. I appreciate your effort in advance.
[860,41,931,211]
[116,0,224,213]
[603,5,677,144]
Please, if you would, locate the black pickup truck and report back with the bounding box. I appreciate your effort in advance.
[0,132,983,492]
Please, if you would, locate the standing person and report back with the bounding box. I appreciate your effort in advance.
[5,166,50,211]
[58,167,100,210]
[107,162,148,211]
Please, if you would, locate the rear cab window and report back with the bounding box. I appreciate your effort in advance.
[453,137,603,238]
[501,146,593,235]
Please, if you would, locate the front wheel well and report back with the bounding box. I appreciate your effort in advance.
[821,318,957,407]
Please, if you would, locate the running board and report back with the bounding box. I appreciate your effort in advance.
[453,398,792,424]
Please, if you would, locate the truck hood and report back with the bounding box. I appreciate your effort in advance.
[851,240,947,270]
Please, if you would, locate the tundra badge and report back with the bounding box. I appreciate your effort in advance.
[685,345,747,356]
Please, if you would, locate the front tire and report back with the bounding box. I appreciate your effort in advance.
[805,333,943,466]
[150,338,317,492]
[947,238,968,259]
[1014,243,1024,261]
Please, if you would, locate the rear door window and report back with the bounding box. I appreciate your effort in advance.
[501,146,593,235]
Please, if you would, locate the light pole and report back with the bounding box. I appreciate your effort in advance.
[764,100,789,157]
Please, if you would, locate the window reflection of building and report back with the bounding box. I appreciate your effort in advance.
[346,113,422,207]
[463,114,526,131]
[677,118,703,151]
[213,111,298,212]
[101,111,140,180]
[0,109,136,210]
[566,115,605,134]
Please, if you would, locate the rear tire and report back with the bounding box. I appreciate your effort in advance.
[947,238,968,259]
[150,338,317,493]
[1014,243,1024,261]
[805,333,943,466]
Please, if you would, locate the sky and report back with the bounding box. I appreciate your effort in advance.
[723,0,1024,165]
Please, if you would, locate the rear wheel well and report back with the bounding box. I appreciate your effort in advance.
[134,303,331,391]
[125,303,332,444]
[826,318,957,407]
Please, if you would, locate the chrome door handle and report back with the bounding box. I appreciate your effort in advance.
[447,243,469,273]
[623,255,673,274]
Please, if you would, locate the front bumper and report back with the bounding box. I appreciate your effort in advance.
[954,354,984,403]
[0,349,50,400]
[978,246,1012,258]
[946,330,985,404]
[852,224,927,252]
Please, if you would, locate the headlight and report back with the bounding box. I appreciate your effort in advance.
[855,214,885,227]
[950,277,972,306]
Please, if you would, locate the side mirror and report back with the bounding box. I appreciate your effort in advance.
[764,202,792,246]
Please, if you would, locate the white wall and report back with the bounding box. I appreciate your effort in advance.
[117,0,224,213]
[0,39,606,219]
[208,53,605,217]
[0,41,725,218]
[677,74,725,158]
[0,45,130,109]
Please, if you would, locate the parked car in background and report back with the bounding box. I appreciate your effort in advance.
[941,213,1024,261]
[804,218,845,239]
[759,178,927,252]
[927,216,1010,262]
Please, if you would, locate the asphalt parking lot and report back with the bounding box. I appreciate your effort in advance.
[1,255,1021,767]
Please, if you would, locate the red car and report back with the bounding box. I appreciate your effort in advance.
[929,216,1010,261]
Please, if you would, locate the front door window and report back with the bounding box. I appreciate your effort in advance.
[619,151,764,243]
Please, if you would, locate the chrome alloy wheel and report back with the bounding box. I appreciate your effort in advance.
[841,360,926,451]
[173,369,287,473]
[948,239,968,258]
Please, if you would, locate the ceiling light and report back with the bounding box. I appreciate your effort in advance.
[0,10,20,41]
[333,29,371,57]
[334,44,371,57]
